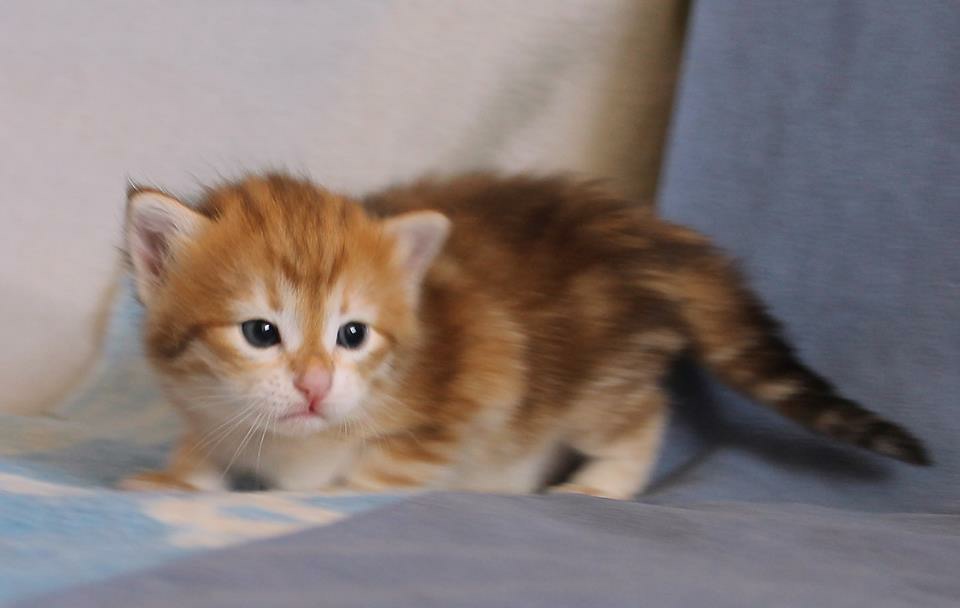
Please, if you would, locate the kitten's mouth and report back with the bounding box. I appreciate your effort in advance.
[279,397,325,422]
[270,398,345,435]
[272,406,330,436]
[279,409,322,421]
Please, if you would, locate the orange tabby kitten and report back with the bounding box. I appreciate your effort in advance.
[120,172,928,497]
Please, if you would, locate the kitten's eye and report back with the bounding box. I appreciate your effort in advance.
[336,321,367,349]
[241,319,281,348]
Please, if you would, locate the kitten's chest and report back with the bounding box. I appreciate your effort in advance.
[217,432,361,491]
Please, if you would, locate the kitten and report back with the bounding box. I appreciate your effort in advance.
[120,172,928,498]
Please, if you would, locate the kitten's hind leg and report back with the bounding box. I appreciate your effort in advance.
[551,390,668,500]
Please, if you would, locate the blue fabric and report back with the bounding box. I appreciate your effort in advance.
[15,494,960,608]
[653,0,960,513]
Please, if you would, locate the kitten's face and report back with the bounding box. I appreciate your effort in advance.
[125,175,448,437]
[174,273,397,438]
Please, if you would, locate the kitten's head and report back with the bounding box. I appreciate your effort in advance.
[124,174,449,437]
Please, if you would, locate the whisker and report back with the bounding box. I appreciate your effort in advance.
[255,414,273,475]
[189,408,249,454]
[194,413,254,462]
[180,391,247,411]
[190,404,257,457]
[222,411,264,481]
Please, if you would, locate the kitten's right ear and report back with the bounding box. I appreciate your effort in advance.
[124,188,208,303]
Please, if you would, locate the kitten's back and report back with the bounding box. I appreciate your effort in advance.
[366,173,928,466]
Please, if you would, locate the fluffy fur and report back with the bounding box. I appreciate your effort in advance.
[120,172,928,498]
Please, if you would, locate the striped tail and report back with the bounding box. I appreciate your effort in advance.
[651,236,929,465]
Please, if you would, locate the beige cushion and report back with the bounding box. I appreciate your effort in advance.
[0,0,685,413]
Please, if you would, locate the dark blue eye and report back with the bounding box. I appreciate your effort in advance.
[241,319,281,348]
[336,321,367,349]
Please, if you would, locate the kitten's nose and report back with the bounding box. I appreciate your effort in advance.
[294,364,332,409]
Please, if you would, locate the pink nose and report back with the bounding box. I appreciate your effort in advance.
[294,365,332,410]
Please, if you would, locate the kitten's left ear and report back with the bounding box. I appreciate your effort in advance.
[383,211,451,284]
[125,187,209,303]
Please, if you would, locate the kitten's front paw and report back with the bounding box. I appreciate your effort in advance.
[310,482,404,496]
[118,471,198,492]
[306,486,366,497]
[548,482,622,500]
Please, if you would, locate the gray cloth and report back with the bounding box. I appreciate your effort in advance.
[653,0,960,513]
[16,1,960,606]
[17,493,960,608]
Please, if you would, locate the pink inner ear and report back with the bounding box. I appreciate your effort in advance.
[391,214,449,279]
[139,229,170,278]
[406,229,434,271]
[126,192,207,299]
